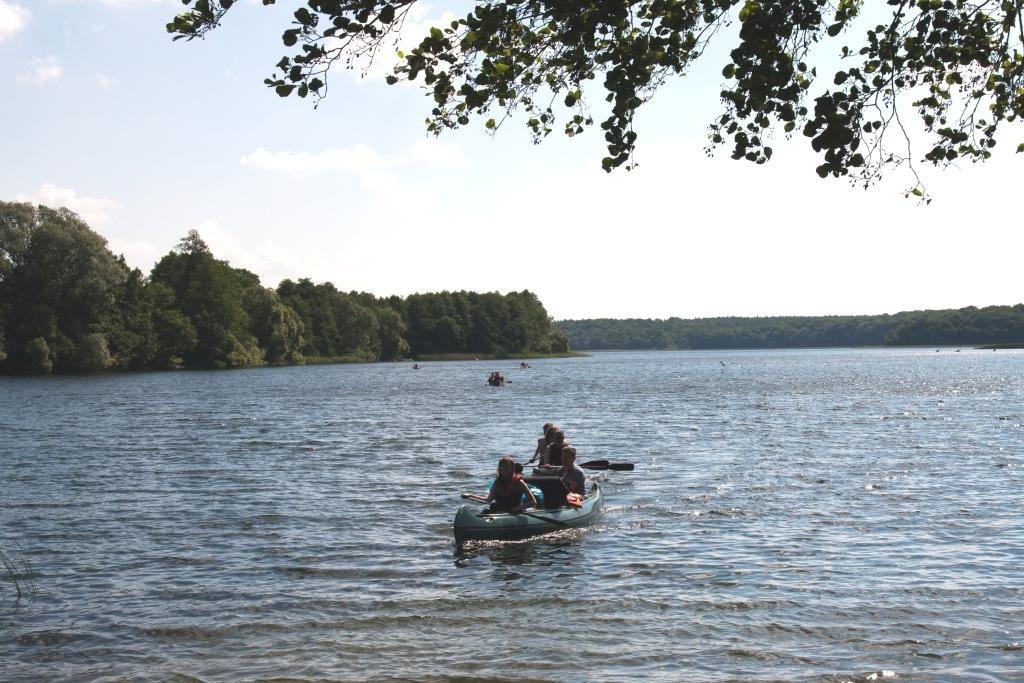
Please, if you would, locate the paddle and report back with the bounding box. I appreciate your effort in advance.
[459,493,571,527]
[518,510,570,527]
[579,459,635,471]
[580,459,608,468]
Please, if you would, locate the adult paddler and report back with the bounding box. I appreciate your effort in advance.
[543,428,566,467]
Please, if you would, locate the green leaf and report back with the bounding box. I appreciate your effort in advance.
[738,0,758,22]
[485,118,496,129]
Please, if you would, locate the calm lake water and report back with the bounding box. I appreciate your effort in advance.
[1,348,1022,681]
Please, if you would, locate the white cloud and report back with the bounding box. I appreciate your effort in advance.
[0,1,28,42]
[240,139,465,176]
[97,0,175,6]
[95,72,118,89]
[359,170,400,193]
[490,138,1024,319]
[17,56,62,85]
[15,183,121,225]
[188,218,312,287]
[406,138,466,168]
[241,144,393,173]
[394,4,460,52]
[107,238,163,272]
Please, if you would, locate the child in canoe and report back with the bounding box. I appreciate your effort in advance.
[484,455,538,513]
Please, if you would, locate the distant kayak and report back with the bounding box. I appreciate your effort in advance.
[454,481,603,543]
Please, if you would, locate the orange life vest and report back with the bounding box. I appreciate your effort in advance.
[492,473,522,496]
[491,474,525,511]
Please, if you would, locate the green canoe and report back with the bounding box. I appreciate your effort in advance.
[453,480,603,543]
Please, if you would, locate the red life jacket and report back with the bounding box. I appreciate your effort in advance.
[492,474,524,511]
[565,492,583,508]
[495,473,524,493]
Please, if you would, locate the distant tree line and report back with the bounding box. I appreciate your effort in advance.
[558,306,1024,351]
[0,202,568,374]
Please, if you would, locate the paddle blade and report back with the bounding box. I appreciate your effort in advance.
[579,461,634,471]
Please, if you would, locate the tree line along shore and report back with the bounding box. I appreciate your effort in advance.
[557,306,1024,351]
[0,202,568,375]
[3,202,1021,376]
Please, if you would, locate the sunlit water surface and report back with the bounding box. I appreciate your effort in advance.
[1,348,1022,681]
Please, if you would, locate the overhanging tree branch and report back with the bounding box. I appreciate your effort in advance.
[167,0,1024,194]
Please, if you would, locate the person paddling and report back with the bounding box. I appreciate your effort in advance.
[483,455,538,513]
[530,423,555,463]
[551,445,587,496]
[532,444,587,503]
[541,428,566,467]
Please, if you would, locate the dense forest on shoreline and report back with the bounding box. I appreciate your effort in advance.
[4,202,1020,375]
[0,202,568,374]
[557,305,1024,351]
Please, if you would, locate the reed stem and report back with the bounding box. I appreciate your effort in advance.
[0,546,38,601]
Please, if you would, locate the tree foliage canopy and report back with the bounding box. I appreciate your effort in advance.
[0,202,567,375]
[0,203,130,373]
[558,304,1024,349]
[168,0,1024,193]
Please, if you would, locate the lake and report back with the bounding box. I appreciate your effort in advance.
[1,348,1022,681]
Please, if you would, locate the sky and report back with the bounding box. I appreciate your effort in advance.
[1,0,1021,321]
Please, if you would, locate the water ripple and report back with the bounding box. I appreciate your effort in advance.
[2,349,1023,680]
